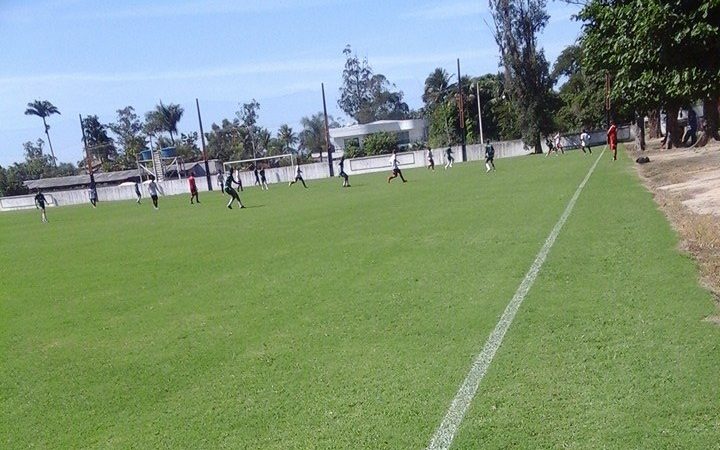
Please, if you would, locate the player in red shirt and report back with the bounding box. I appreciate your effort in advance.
[188,174,200,204]
[607,121,618,161]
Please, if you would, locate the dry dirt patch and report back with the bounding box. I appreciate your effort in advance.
[632,139,720,320]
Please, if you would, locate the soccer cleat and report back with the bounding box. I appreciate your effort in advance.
[227,205,232,209]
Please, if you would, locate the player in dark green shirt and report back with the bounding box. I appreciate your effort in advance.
[485,140,496,172]
[34,190,48,223]
[224,170,246,209]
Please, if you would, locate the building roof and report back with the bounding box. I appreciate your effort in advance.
[24,169,142,190]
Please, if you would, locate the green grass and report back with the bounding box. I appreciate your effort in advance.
[1,150,718,449]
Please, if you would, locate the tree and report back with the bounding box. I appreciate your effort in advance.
[489,0,555,153]
[82,115,116,165]
[423,68,453,112]
[277,124,298,153]
[299,113,339,155]
[145,101,184,145]
[338,45,409,124]
[578,0,720,148]
[24,100,61,166]
[205,118,244,162]
[109,106,147,169]
[235,99,262,158]
[550,44,606,132]
[176,132,201,161]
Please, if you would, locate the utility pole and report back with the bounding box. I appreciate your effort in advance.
[196,98,212,190]
[457,58,467,161]
[322,83,334,176]
[476,82,484,146]
[79,114,95,184]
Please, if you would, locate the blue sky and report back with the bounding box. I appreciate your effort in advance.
[0,0,583,166]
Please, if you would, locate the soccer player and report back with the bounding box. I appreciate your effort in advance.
[387,150,407,183]
[427,148,435,170]
[224,169,246,209]
[580,129,592,154]
[217,171,225,195]
[188,173,200,204]
[34,190,48,223]
[544,135,556,157]
[134,181,142,204]
[485,140,496,172]
[607,120,618,161]
[259,166,269,190]
[444,147,454,169]
[148,175,161,209]
[289,165,308,188]
[88,180,98,208]
[338,155,350,187]
[554,132,565,154]
[253,166,261,186]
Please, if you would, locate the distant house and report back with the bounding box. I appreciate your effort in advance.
[328,119,427,152]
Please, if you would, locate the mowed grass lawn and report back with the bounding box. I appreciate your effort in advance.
[1,149,718,448]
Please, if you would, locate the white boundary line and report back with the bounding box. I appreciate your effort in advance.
[427,150,605,450]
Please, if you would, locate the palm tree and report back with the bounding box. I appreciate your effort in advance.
[277,124,298,152]
[422,68,452,111]
[25,100,61,166]
[148,101,184,145]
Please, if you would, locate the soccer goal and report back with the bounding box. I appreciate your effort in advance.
[223,153,295,173]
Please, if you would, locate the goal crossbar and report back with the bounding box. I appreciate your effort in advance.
[224,153,294,168]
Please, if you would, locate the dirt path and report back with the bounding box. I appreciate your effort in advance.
[632,138,720,321]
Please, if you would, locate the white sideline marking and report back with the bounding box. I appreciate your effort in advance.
[427,151,605,450]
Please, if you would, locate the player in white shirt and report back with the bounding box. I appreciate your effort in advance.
[147,175,162,209]
[288,165,308,188]
[387,151,407,183]
[580,129,592,154]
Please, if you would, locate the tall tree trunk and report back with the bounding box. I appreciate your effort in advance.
[633,111,646,151]
[169,131,176,145]
[665,105,681,149]
[42,117,57,166]
[534,133,542,154]
[647,109,661,139]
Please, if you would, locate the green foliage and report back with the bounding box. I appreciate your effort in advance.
[82,115,117,164]
[0,139,77,196]
[343,139,364,158]
[145,101,184,145]
[361,131,398,156]
[338,45,409,124]
[24,99,61,165]
[489,0,555,152]
[205,118,244,162]
[276,124,298,154]
[108,106,147,169]
[579,0,720,112]
[176,132,201,161]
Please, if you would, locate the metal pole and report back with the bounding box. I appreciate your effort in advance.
[321,83,334,176]
[476,82,484,146]
[196,98,212,190]
[79,114,94,184]
[457,58,467,161]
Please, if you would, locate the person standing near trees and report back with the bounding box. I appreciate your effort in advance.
[427,148,435,170]
[607,120,618,161]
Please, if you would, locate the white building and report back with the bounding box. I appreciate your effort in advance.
[328,119,427,152]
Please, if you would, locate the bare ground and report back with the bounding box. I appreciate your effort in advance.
[631,138,720,323]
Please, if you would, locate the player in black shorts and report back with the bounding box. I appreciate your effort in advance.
[427,148,435,170]
[338,155,350,187]
[387,151,407,183]
[34,190,48,223]
[224,170,245,209]
[485,140,496,172]
[259,166,269,190]
[444,147,454,169]
[289,165,308,188]
[253,166,261,186]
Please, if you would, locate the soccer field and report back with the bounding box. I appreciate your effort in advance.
[2,151,719,448]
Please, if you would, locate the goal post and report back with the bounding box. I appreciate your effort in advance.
[223,153,295,174]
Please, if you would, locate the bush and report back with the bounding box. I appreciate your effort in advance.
[362,132,398,156]
[343,140,365,158]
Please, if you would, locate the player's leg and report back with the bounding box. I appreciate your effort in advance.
[399,169,407,182]
[301,177,308,188]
